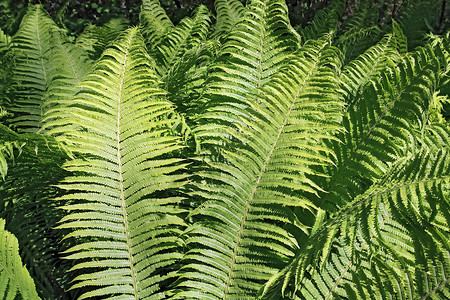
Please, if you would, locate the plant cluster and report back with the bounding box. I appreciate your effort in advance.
[0,0,449,299]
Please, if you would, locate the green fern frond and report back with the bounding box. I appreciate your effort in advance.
[195,0,299,116]
[340,21,406,106]
[213,0,245,39]
[0,124,72,299]
[260,148,450,298]
[398,0,443,50]
[0,28,11,54]
[0,218,41,300]
[76,18,129,60]
[335,0,383,62]
[175,33,344,297]
[54,27,188,299]
[8,5,60,133]
[40,30,93,136]
[151,5,212,79]
[297,0,345,42]
[139,0,174,49]
[323,43,442,211]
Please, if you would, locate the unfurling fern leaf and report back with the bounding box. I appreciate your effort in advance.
[0,218,41,300]
[52,27,188,299]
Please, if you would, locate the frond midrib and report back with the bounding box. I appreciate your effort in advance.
[222,50,319,298]
[115,30,139,298]
[35,6,47,84]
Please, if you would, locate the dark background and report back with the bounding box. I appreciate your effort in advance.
[4,0,446,37]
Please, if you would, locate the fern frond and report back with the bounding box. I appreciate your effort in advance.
[194,0,299,116]
[0,123,73,299]
[40,30,93,136]
[340,21,406,106]
[297,0,345,42]
[0,28,11,54]
[8,5,60,132]
[323,44,442,211]
[0,218,41,300]
[335,0,383,62]
[54,27,188,299]
[151,5,212,79]
[139,0,174,49]
[397,0,442,50]
[213,0,245,39]
[76,18,129,60]
[260,149,450,298]
[175,32,344,297]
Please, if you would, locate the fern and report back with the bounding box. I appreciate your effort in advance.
[0,218,41,300]
[50,27,188,299]
[140,0,174,48]
[76,18,129,60]
[40,29,93,136]
[7,5,60,132]
[260,148,450,298]
[151,4,212,79]
[173,5,343,294]
[339,20,406,106]
[0,1,449,299]
[296,0,345,41]
[213,0,245,38]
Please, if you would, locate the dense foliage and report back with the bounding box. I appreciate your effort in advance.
[0,0,449,299]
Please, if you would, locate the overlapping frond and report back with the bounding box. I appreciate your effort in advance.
[398,0,442,50]
[139,0,174,48]
[0,123,72,299]
[151,5,212,79]
[0,219,41,300]
[8,5,60,132]
[339,21,406,106]
[213,0,245,39]
[260,149,450,298]
[76,18,129,60]
[174,32,343,297]
[0,28,11,54]
[40,30,93,136]
[54,27,188,299]
[296,0,345,42]
[322,44,443,211]
[195,0,299,115]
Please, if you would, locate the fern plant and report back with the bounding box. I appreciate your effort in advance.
[0,0,448,299]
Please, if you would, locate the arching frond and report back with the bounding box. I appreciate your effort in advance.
[8,5,60,132]
[175,32,343,297]
[398,0,443,50]
[260,149,450,298]
[195,0,299,115]
[76,18,129,60]
[335,0,383,63]
[0,218,41,300]
[40,29,93,136]
[213,0,245,39]
[339,21,406,106]
[296,0,345,42]
[53,27,188,299]
[0,123,72,299]
[323,44,442,211]
[151,5,212,79]
[139,0,174,49]
[0,28,11,54]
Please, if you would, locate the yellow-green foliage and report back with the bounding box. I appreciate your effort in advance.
[0,1,448,299]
